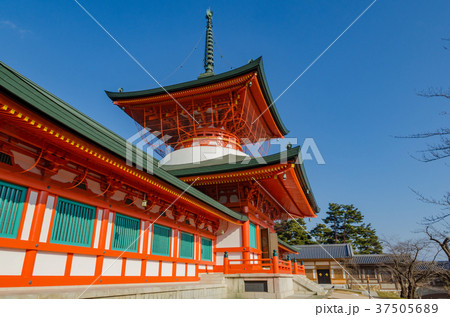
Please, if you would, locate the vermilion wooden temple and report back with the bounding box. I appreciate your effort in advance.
[0,11,318,289]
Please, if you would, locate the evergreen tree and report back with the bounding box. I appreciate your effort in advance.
[310,203,383,254]
[353,223,383,254]
[275,218,313,245]
[309,223,334,244]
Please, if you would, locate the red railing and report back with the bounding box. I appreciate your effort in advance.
[223,253,306,276]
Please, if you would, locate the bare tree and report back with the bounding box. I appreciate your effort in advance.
[425,226,450,261]
[398,38,450,259]
[382,239,440,299]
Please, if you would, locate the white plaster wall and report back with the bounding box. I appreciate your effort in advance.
[102,257,122,276]
[187,264,196,277]
[193,236,197,260]
[50,169,76,184]
[93,209,103,248]
[176,263,186,276]
[207,265,213,270]
[105,212,114,250]
[198,265,206,270]
[161,262,172,276]
[216,252,224,265]
[159,146,248,167]
[20,190,38,241]
[147,224,152,254]
[216,223,242,248]
[33,251,67,276]
[39,195,55,242]
[146,260,159,276]
[109,190,126,201]
[139,221,145,253]
[125,258,141,276]
[0,248,25,275]
[70,254,96,276]
[170,230,175,257]
[85,179,102,195]
[11,151,40,175]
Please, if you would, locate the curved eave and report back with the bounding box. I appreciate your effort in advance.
[105,57,289,135]
[293,155,319,215]
[278,239,299,254]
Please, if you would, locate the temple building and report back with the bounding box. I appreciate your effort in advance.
[0,10,319,297]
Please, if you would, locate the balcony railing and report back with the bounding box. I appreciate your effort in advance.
[222,251,305,276]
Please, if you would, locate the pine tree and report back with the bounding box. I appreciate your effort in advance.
[309,223,334,244]
[311,203,383,254]
[275,218,313,245]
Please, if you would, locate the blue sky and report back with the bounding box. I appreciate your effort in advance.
[1,0,449,243]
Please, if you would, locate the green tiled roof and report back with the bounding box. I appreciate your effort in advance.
[105,57,289,136]
[0,60,247,222]
[168,146,319,214]
[278,239,299,253]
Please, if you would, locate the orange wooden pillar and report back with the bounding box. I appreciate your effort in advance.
[255,224,261,256]
[272,250,279,274]
[293,258,299,275]
[242,220,250,261]
[172,229,179,277]
[21,190,49,285]
[141,220,150,279]
[223,251,229,274]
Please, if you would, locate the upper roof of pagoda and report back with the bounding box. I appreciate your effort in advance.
[105,57,289,137]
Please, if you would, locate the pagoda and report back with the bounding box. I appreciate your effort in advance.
[106,9,318,266]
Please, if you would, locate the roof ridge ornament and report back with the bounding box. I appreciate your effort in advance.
[199,8,215,78]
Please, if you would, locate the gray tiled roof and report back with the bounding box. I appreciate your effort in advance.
[352,254,392,265]
[291,244,354,260]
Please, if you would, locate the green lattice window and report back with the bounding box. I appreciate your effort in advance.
[50,198,95,247]
[201,237,212,261]
[249,222,257,249]
[179,231,194,259]
[152,224,171,256]
[0,180,27,239]
[112,213,140,252]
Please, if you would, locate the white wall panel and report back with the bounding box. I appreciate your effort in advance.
[105,212,114,250]
[33,251,66,276]
[38,195,55,242]
[216,252,223,265]
[125,258,141,276]
[20,190,38,241]
[176,263,186,276]
[147,224,152,254]
[0,248,26,275]
[70,254,96,276]
[187,264,196,276]
[161,261,172,276]
[216,223,242,248]
[93,209,103,248]
[146,260,159,276]
[139,221,145,253]
[102,257,122,276]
